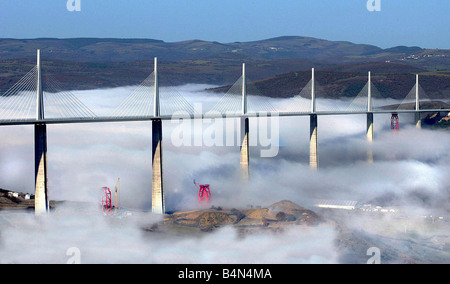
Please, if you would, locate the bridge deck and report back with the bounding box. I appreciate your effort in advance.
[0,109,448,126]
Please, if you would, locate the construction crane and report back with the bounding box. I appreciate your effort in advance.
[193,180,211,203]
[391,113,399,131]
[100,178,120,215]
[101,187,112,214]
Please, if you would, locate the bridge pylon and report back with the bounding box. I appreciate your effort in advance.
[367,72,374,142]
[415,74,421,129]
[152,58,165,214]
[35,123,49,215]
[309,68,318,169]
[240,63,250,181]
[152,118,165,214]
[309,114,318,169]
[34,49,49,215]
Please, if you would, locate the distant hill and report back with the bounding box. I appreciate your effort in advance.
[384,46,422,54]
[0,37,448,95]
[0,36,386,62]
[0,36,446,67]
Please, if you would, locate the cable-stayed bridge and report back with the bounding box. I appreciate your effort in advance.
[1,50,449,215]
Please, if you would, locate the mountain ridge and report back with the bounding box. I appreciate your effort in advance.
[0,36,448,98]
[0,36,428,62]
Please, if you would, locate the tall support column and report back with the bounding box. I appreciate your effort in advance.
[367,113,374,142]
[310,114,318,169]
[34,49,48,215]
[415,74,421,129]
[151,57,164,214]
[415,113,421,129]
[309,68,318,169]
[366,71,374,163]
[35,123,49,215]
[240,63,249,181]
[367,72,374,142]
[240,117,250,181]
[152,119,165,214]
[366,113,374,163]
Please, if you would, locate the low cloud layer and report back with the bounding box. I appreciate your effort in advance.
[0,206,337,264]
[0,84,448,263]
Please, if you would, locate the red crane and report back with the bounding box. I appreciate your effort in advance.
[391,113,399,131]
[193,180,211,203]
[101,187,112,214]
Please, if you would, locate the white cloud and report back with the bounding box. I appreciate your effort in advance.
[0,84,448,263]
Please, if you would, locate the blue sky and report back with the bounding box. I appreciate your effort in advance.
[0,0,448,48]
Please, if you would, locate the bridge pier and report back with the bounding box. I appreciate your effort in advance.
[309,68,318,169]
[152,119,165,214]
[34,123,49,215]
[415,113,422,129]
[309,114,318,169]
[240,117,250,180]
[34,49,49,215]
[240,63,250,181]
[366,72,374,163]
[151,57,165,214]
[415,75,421,129]
[367,112,374,162]
[367,113,374,142]
[366,113,374,163]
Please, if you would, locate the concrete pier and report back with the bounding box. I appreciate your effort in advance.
[367,147,374,164]
[366,112,374,164]
[240,117,250,180]
[152,119,165,214]
[366,72,374,163]
[415,113,422,129]
[240,63,249,180]
[367,112,374,142]
[309,68,318,169]
[366,72,374,142]
[151,57,165,214]
[34,49,49,215]
[366,112,374,163]
[34,123,49,215]
[310,114,318,169]
[415,75,421,129]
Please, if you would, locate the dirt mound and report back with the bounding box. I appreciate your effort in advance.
[164,201,323,233]
[198,212,234,231]
[268,200,320,222]
[168,209,235,231]
[269,200,307,214]
[245,208,278,221]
